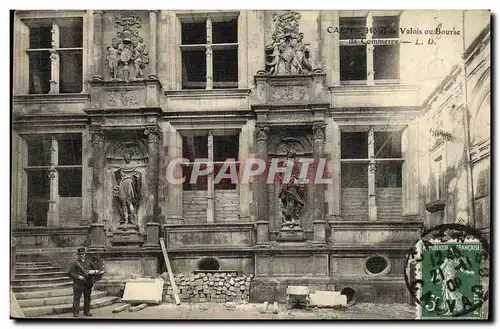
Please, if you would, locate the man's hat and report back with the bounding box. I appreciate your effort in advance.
[77,247,86,255]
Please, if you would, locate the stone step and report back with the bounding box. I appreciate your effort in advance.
[11,277,71,286]
[12,281,73,293]
[18,291,107,308]
[23,296,120,317]
[15,271,68,280]
[16,266,61,274]
[15,288,74,300]
[16,262,53,267]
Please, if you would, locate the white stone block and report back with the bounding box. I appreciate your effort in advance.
[309,291,346,308]
[286,285,310,295]
[122,278,164,304]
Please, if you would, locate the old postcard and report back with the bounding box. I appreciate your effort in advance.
[10,9,491,320]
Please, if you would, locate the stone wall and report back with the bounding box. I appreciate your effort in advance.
[160,272,253,303]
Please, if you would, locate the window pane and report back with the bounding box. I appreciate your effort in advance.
[181,22,206,45]
[339,17,366,39]
[182,51,206,89]
[374,131,402,158]
[28,139,51,166]
[341,132,368,159]
[29,51,51,94]
[59,50,83,93]
[375,162,402,187]
[58,137,82,165]
[341,163,368,188]
[58,168,82,197]
[29,27,52,49]
[340,46,367,81]
[27,170,50,198]
[213,20,238,43]
[373,16,399,39]
[213,135,239,162]
[213,49,238,87]
[214,163,238,190]
[374,45,400,80]
[182,135,208,161]
[59,20,83,48]
[182,164,208,191]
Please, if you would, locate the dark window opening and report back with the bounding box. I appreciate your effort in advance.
[341,163,368,188]
[341,132,368,159]
[27,170,50,227]
[182,135,209,160]
[340,46,367,81]
[213,135,239,162]
[375,162,402,187]
[182,164,209,191]
[374,131,402,158]
[365,256,389,274]
[29,27,52,49]
[59,20,83,48]
[374,45,400,80]
[29,52,51,94]
[58,138,82,165]
[28,139,52,166]
[339,17,366,40]
[182,51,206,89]
[59,50,82,93]
[372,16,399,39]
[213,49,238,88]
[181,22,207,44]
[198,257,220,271]
[58,168,82,197]
[213,20,238,44]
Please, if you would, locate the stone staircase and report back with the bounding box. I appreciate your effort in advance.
[12,261,119,317]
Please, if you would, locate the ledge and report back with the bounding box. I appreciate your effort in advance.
[12,226,90,236]
[89,78,162,88]
[163,222,254,229]
[328,221,423,229]
[13,93,90,104]
[165,88,251,98]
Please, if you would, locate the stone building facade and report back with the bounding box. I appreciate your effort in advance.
[11,10,490,303]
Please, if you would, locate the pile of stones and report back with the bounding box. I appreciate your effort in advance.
[160,272,253,303]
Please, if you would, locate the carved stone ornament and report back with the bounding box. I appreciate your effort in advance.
[270,85,310,102]
[106,12,149,81]
[265,11,312,75]
[48,167,57,179]
[255,125,270,142]
[106,91,140,107]
[144,126,162,144]
[313,123,326,141]
[368,157,377,173]
[90,128,105,146]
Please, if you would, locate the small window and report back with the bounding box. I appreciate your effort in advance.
[375,162,402,187]
[58,138,82,165]
[364,255,390,275]
[339,17,366,40]
[213,49,238,88]
[340,46,367,81]
[374,45,399,80]
[182,51,207,89]
[182,135,209,160]
[29,27,52,49]
[341,163,368,188]
[374,131,402,158]
[372,16,399,39]
[59,23,83,48]
[28,139,52,166]
[198,257,221,271]
[212,20,238,44]
[28,52,51,94]
[181,22,206,45]
[341,132,368,159]
[213,135,238,162]
[59,50,83,93]
[58,168,82,197]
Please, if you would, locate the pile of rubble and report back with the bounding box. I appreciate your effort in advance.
[159,272,253,303]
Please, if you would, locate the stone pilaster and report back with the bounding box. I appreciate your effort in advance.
[239,121,254,220]
[90,223,106,249]
[144,126,162,221]
[368,128,377,221]
[92,11,103,80]
[324,117,341,222]
[312,122,326,245]
[402,122,420,216]
[255,123,269,244]
[90,127,105,224]
[47,137,59,226]
[148,10,158,79]
[144,222,160,248]
[166,124,183,223]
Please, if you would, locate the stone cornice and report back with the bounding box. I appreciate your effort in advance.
[13,93,90,105]
[165,89,251,98]
[329,84,420,94]
[12,226,90,237]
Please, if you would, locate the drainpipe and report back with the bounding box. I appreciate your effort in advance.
[460,11,476,228]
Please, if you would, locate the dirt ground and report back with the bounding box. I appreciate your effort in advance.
[39,302,416,320]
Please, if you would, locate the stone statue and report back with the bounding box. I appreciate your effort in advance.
[265,11,312,75]
[113,153,142,225]
[278,150,306,227]
[106,46,119,79]
[133,38,149,78]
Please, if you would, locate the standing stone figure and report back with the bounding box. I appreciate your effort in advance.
[113,153,141,225]
[278,150,306,226]
[106,45,119,79]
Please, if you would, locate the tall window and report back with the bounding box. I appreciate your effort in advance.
[25,135,82,226]
[340,14,400,83]
[341,129,403,221]
[26,17,83,94]
[180,15,238,89]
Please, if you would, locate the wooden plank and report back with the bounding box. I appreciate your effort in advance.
[159,237,181,306]
[112,303,131,313]
[129,303,148,312]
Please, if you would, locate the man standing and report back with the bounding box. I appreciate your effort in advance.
[67,247,98,318]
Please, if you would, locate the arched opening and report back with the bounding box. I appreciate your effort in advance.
[340,287,356,305]
[198,257,220,271]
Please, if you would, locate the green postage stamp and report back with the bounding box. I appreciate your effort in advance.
[415,239,487,319]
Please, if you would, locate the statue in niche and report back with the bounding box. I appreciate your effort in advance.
[105,13,149,81]
[277,150,306,227]
[113,152,142,225]
[265,11,312,75]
